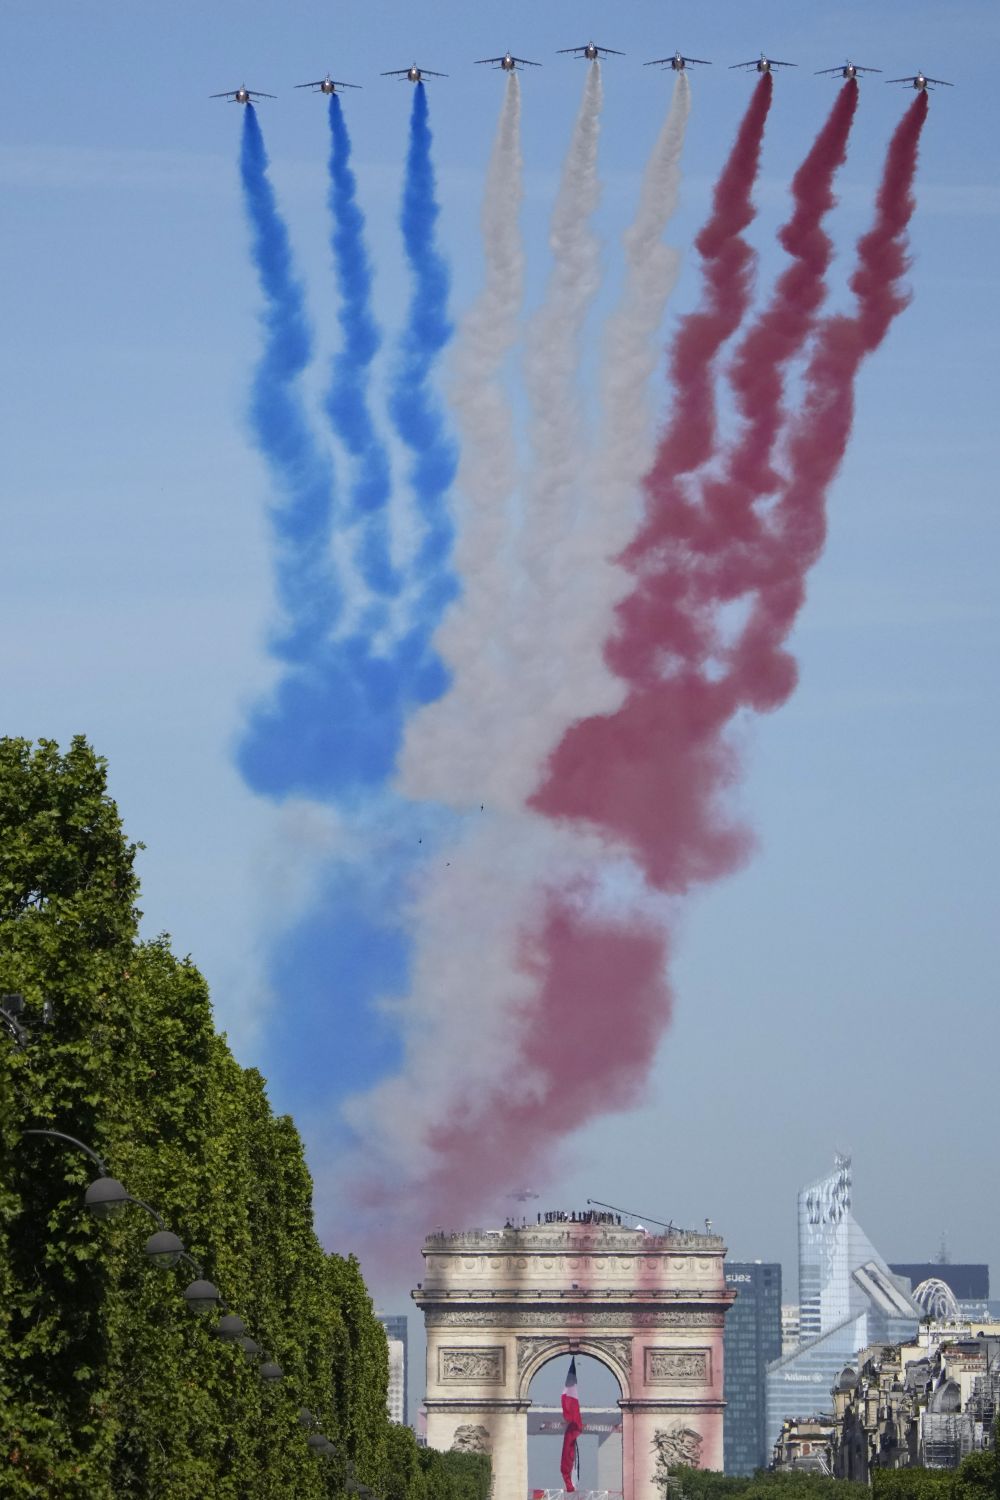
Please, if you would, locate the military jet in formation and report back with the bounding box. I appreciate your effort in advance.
[645,51,712,71]
[888,70,953,90]
[730,53,797,73]
[381,64,448,83]
[558,41,624,61]
[295,74,362,94]
[210,85,275,105]
[475,51,541,71]
[816,60,881,80]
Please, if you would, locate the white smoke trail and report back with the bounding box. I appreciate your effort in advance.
[403,71,692,812]
[400,74,524,802]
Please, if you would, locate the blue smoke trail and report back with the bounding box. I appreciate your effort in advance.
[238,92,457,801]
[233,94,460,1111]
[325,94,397,597]
[237,105,340,666]
[390,83,459,627]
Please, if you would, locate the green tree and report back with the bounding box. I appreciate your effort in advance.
[0,738,387,1497]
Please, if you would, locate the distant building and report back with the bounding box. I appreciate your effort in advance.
[723,1262,783,1475]
[890,1264,991,1322]
[377,1313,409,1425]
[772,1416,835,1474]
[765,1155,919,1456]
[781,1306,801,1357]
[831,1324,1000,1480]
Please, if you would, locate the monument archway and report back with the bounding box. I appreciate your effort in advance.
[525,1348,623,1495]
[413,1210,735,1500]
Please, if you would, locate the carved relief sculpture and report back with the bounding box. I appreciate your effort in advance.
[644,1349,710,1385]
[451,1424,493,1454]
[438,1347,505,1384]
[651,1425,704,1491]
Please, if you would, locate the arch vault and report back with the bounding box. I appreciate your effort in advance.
[413,1212,735,1500]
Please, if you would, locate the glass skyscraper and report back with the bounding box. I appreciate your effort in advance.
[723,1262,783,1475]
[766,1156,919,1458]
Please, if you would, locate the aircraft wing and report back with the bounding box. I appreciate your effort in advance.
[421,69,449,77]
[855,65,882,72]
[769,60,797,67]
[728,60,759,69]
[815,66,845,74]
[475,56,507,64]
[295,80,325,89]
[381,68,410,76]
[924,75,953,85]
[210,91,238,98]
[512,56,542,66]
[557,46,588,55]
[596,46,625,55]
[685,57,712,64]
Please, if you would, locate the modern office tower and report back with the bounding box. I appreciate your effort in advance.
[766,1155,919,1457]
[781,1306,801,1356]
[377,1313,409,1425]
[723,1262,783,1475]
[889,1264,991,1321]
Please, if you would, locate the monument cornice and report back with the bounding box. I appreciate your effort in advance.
[419,1306,727,1329]
[619,1398,727,1415]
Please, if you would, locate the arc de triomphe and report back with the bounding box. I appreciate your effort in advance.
[413,1213,735,1500]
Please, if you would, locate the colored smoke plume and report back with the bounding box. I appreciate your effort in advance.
[401,84,928,1233]
[235,106,339,670]
[389,83,458,626]
[237,87,457,800]
[532,90,928,890]
[400,72,525,801]
[325,93,396,596]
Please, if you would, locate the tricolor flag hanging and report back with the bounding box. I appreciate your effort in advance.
[560,1356,584,1492]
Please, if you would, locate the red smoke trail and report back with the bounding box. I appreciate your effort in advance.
[696,81,859,559]
[421,904,672,1226]
[727,91,929,708]
[637,74,773,500]
[532,90,928,884]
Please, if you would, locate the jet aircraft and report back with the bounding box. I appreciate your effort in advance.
[296,74,362,94]
[887,71,953,90]
[557,42,624,61]
[210,86,275,104]
[645,51,711,71]
[729,53,796,73]
[475,51,541,71]
[816,60,881,80]
[381,64,448,83]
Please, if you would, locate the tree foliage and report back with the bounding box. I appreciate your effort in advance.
[0,737,486,1500]
[672,1470,869,1500]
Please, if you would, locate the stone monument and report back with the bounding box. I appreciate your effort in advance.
[413,1210,735,1500]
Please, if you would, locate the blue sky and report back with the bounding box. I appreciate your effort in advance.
[3,0,998,1317]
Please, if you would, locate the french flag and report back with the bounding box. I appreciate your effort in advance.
[560,1356,583,1492]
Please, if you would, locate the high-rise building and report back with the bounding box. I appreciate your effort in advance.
[781,1306,801,1356]
[377,1313,409,1426]
[723,1262,783,1475]
[766,1156,919,1457]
